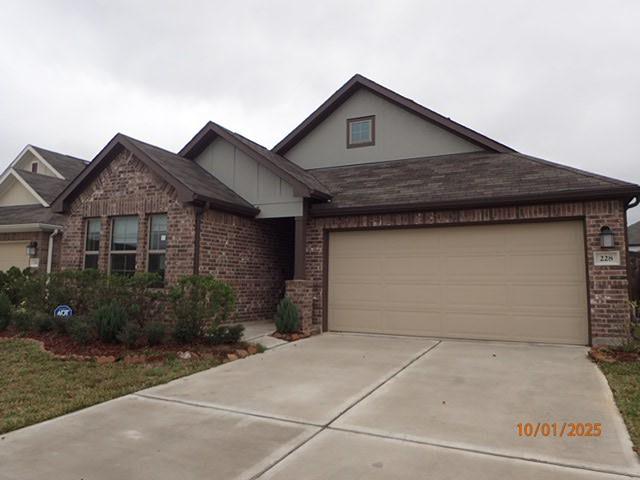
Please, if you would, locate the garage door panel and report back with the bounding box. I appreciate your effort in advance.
[328,221,588,345]
[0,242,29,271]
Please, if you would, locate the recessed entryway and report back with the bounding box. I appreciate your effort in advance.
[328,221,589,345]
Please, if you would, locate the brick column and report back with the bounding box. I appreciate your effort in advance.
[285,279,314,333]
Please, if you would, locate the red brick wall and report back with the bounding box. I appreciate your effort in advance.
[198,210,293,322]
[284,279,314,332]
[59,148,294,322]
[305,200,630,345]
[60,149,196,284]
[0,230,61,272]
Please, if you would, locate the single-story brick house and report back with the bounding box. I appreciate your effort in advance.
[13,74,636,346]
[0,145,87,271]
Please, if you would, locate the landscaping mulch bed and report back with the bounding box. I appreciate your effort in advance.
[271,331,312,342]
[589,346,640,364]
[0,328,259,364]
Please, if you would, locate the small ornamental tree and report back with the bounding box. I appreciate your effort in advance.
[275,296,300,334]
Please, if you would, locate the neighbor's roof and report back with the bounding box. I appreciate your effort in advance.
[30,145,88,179]
[180,121,330,199]
[273,74,515,155]
[52,133,258,216]
[309,152,640,215]
[630,221,640,246]
[13,169,70,204]
[0,204,66,226]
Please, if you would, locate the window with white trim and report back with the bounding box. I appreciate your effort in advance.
[84,218,101,269]
[110,216,138,276]
[147,214,167,280]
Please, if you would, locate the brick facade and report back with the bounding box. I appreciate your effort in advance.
[304,200,631,345]
[198,210,293,322]
[59,148,293,322]
[284,279,314,333]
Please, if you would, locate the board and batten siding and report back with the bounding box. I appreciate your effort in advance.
[285,88,484,169]
[195,137,303,218]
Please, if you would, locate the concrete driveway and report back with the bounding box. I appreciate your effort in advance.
[1,334,638,479]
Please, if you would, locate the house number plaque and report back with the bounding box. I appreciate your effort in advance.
[593,251,621,266]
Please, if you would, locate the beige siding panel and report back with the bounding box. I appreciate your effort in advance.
[0,241,29,271]
[286,89,482,169]
[328,221,588,345]
[0,177,40,206]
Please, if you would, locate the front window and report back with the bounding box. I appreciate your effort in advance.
[147,214,167,280]
[347,116,375,148]
[84,218,100,269]
[110,216,138,276]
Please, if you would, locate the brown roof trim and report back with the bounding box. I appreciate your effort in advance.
[180,121,330,199]
[52,134,259,217]
[309,187,640,217]
[273,74,515,155]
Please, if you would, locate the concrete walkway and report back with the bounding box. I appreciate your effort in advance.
[1,334,638,479]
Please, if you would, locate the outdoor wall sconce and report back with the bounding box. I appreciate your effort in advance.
[26,241,38,258]
[599,226,615,248]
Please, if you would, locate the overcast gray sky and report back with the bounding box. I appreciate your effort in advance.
[1,0,638,221]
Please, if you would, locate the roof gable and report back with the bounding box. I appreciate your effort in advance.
[180,121,330,199]
[273,74,514,156]
[0,172,45,206]
[52,134,258,216]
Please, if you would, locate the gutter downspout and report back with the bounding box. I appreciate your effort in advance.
[46,229,60,274]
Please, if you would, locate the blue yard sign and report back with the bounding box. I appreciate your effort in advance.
[53,305,73,318]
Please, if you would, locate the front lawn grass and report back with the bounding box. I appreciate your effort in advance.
[600,361,640,450]
[0,339,220,434]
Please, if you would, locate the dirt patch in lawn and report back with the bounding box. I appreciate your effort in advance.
[271,331,312,342]
[0,328,260,364]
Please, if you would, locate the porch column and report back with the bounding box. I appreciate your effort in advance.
[293,206,307,279]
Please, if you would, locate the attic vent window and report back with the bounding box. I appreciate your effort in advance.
[347,116,375,148]
[31,162,38,173]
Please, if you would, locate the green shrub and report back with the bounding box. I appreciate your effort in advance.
[68,316,93,345]
[12,308,34,333]
[117,322,142,348]
[205,324,245,345]
[52,315,69,334]
[275,297,300,334]
[0,292,11,331]
[34,312,54,332]
[170,276,236,343]
[144,322,166,346]
[92,302,128,343]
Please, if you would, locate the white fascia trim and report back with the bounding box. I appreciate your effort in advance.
[0,223,63,233]
[9,170,49,207]
[0,145,65,184]
[26,145,65,179]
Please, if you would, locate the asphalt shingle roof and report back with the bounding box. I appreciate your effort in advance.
[0,204,66,226]
[14,170,70,204]
[118,135,258,213]
[31,146,88,179]
[309,152,640,214]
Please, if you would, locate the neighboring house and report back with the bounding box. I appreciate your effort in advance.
[629,220,640,252]
[35,74,638,346]
[0,145,87,272]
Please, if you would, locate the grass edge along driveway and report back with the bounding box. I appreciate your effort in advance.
[0,338,221,434]
[600,361,640,452]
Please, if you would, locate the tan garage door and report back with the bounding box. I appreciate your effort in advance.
[328,221,588,345]
[0,241,29,272]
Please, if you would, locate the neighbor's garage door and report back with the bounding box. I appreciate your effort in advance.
[0,241,29,272]
[328,221,588,345]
